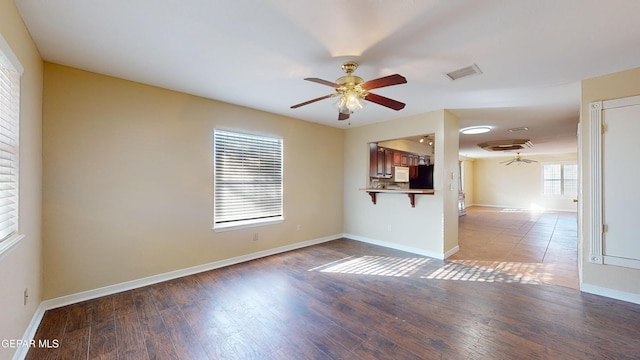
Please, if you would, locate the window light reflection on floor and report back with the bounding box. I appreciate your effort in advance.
[423,260,553,285]
[310,256,554,285]
[309,256,431,277]
[499,204,545,213]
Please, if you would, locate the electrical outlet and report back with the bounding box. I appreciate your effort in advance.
[387,225,393,232]
[296,224,301,231]
[23,288,28,306]
[253,233,259,241]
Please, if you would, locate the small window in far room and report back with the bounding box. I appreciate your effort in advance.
[213,129,283,230]
[542,163,577,197]
[0,36,21,244]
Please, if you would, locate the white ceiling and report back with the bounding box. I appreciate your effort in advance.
[15,0,640,158]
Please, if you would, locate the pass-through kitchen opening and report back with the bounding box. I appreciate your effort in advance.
[368,134,434,191]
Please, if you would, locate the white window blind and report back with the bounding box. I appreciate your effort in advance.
[0,44,20,242]
[563,164,578,197]
[543,163,577,197]
[214,129,283,229]
[543,164,562,196]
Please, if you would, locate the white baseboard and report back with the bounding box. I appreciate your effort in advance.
[41,234,341,311]
[13,234,341,360]
[443,245,459,259]
[580,283,640,305]
[12,304,46,360]
[343,233,445,259]
[468,204,577,213]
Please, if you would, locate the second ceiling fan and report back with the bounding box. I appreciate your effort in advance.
[500,153,538,166]
[291,61,407,121]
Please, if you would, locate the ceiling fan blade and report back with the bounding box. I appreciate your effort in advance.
[304,78,339,88]
[361,74,407,90]
[338,112,349,121]
[522,159,538,163]
[364,92,406,111]
[291,94,336,109]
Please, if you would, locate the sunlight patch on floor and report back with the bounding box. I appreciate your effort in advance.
[423,260,553,284]
[309,255,554,285]
[499,207,545,213]
[309,256,431,277]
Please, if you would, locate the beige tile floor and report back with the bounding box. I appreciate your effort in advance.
[449,206,579,289]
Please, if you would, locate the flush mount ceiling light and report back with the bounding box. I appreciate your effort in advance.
[460,126,491,135]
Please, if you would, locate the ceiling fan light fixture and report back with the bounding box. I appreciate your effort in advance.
[335,91,365,114]
[460,126,491,135]
[291,61,406,121]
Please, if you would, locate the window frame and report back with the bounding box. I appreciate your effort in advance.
[213,129,284,231]
[541,161,578,198]
[0,32,24,258]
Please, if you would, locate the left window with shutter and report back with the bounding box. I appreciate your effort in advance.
[0,33,23,249]
[213,129,283,230]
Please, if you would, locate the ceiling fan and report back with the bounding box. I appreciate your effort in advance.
[290,61,407,121]
[500,153,538,166]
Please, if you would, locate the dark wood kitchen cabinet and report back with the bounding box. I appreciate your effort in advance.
[370,145,430,178]
[408,154,419,166]
[394,150,423,167]
[369,144,393,178]
[384,148,393,176]
[401,153,409,166]
[393,151,402,166]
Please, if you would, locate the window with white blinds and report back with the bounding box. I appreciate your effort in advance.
[213,129,283,229]
[0,41,20,242]
[542,163,577,197]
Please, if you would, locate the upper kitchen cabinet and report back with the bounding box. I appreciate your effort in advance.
[369,143,393,178]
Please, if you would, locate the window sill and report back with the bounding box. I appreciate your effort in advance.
[541,195,578,199]
[213,217,284,232]
[0,234,26,262]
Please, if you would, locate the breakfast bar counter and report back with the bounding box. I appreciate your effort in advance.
[360,188,435,207]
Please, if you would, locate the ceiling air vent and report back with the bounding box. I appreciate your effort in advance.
[446,63,482,81]
[477,139,533,152]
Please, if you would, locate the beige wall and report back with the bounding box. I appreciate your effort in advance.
[343,109,459,257]
[460,159,475,205]
[471,153,578,211]
[442,110,460,253]
[581,67,640,297]
[42,63,344,299]
[0,0,43,358]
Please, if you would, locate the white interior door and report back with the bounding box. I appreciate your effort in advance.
[602,101,640,264]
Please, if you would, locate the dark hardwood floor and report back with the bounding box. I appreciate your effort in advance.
[27,239,640,359]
